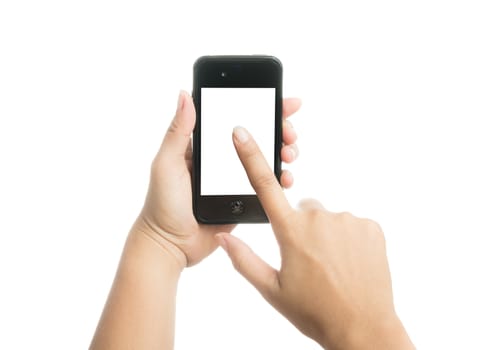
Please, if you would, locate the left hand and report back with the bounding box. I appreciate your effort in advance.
[135,91,301,268]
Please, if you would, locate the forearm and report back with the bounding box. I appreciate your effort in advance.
[90,223,185,350]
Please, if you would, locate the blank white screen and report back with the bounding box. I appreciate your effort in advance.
[201,87,275,195]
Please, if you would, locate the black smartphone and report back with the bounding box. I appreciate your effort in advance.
[192,55,283,224]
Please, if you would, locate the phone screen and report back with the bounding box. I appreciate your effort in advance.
[201,87,276,195]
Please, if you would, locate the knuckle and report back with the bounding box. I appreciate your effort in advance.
[358,217,385,242]
[336,211,355,222]
[299,198,322,210]
[304,207,325,222]
[253,173,278,191]
[241,142,260,164]
[238,138,265,166]
[366,218,382,233]
[293,208,326,239]
[166,123,177,137]
[238,149,256,168]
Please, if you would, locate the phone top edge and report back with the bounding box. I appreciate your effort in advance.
[194,55,282,70]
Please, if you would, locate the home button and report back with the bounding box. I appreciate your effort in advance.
[230,200,244,215]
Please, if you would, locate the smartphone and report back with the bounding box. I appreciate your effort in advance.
[192,55,283,224]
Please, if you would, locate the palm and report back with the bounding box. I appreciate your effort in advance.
[143,139,234,266]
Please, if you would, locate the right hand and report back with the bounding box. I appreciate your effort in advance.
[215,127,415,350]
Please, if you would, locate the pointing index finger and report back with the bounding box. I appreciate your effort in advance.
[232,126,293,230]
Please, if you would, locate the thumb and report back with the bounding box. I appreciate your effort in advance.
[216,233,279,299]
[159,90,196,160]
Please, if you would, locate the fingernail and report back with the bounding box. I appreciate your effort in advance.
[233,126,249,143]
[177,90,185,111]
[215,234,228,252]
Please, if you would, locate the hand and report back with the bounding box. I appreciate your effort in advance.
[216,127,415,350]
[135,91,301,268]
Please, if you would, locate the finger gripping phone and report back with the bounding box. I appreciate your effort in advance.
[192,55,283,224]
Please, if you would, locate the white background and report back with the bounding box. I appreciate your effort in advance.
[201,88,275,195]
[0,1,478,349]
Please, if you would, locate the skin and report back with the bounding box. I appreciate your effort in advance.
[89,91,301,349]
[90,92,414,350]
[217,127,416,350]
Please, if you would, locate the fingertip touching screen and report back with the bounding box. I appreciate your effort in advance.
[201,87,276,195]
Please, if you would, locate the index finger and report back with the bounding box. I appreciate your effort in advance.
[232,126,294,229]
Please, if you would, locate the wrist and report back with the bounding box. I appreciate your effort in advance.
[130,217,188,271]
[93,219,185,349]
[341,313,414,350]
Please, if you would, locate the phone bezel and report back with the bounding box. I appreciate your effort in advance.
[192,55,283,224]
